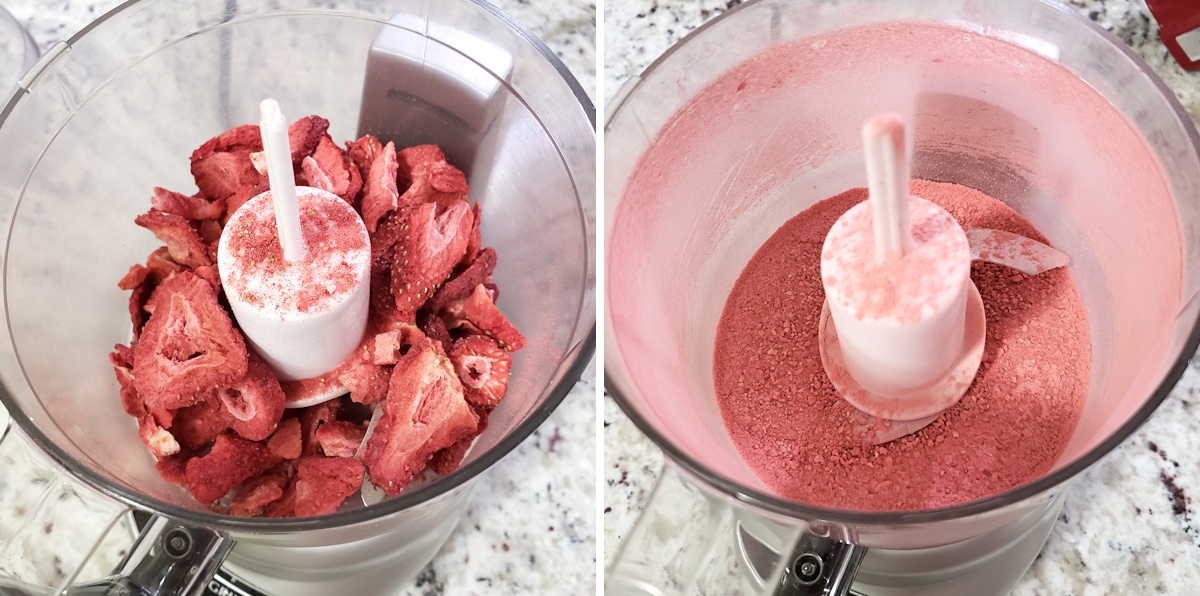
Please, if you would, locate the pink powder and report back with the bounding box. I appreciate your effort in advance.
[714,179,1089,511]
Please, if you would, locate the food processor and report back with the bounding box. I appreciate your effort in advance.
[0,0,594,594]
[605,0,1200,594]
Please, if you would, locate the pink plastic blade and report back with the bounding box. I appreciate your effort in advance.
[966,228,1069,275]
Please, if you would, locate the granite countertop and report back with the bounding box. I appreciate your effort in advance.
[604,0,1200,594]
[0,0,596,594]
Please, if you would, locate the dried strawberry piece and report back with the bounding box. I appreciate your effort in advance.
[288,115,330,164]
[192,150,263,201]
[198,219,223,245]
[419,310,454,354]
[359,339,478,495]
[192,265,221,294]
[346,135,383,176]
[449,336,512,408]
[263,479,298,518]
[462,202,482,265]
[170,396,233,452]
[138,415,180,459]
[442,283,526,351]
[391,200,473,321]
[110,344,143,417]
[428,407,489,476]
[133,272,248,409]
[118,264,150,292]
[429,247,496,311]
[267,417,302,460]
[184,433,278,505]
[217,351,286,441]
[229,468,290,517]
[300,135,362,205]
[298,399,342,457]
[337,348,391,405]
[371,325,425,366]
[224,182,267,223]
[155,455,189,485]
[396,145,470,210]
[151,187,225,222]
[145,247,184,280]
[360,141,399,233]
[316,420,366,458]
[295,456,365,517]
[135,210,212,270]
[190,124,263,161]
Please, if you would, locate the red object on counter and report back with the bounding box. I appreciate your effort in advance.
[1147,0,1200,71]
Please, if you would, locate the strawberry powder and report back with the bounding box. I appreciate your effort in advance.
[714,179,1089,511]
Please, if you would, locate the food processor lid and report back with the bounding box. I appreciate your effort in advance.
[0,0,595,534]
[604,0,1200,525]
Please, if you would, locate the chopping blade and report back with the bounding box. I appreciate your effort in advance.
[966,228,1069,275]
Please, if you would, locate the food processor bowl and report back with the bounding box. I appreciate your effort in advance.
[0,4,37,101]
[0,0,594,593]
[605,0,1200,594]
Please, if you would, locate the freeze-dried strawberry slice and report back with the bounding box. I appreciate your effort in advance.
[316,421,367,458]
[430,247,496,311]
[442,283,526,351]
[138,415,180,459]
[391,200,473,321]
[155,455,189,485]
[151,187,225,222]
[145,247,185,280]
[419,309,454,354]
[300,135,362,205]
[135,210,212,270]
[263,479,298,518]
[224,182,267,223]
[360,141,399,233]
[170,396,233,452]
[110,344,142,418]
[346,135,383,176]
[298,399,342,457]
[295,456,365,517]
[118,264,150,292]
[360,339,478,495]
[428,407,489,476]
[193,265,221,294]
[192,150,263,201]
[449,336,512,408]
[229,468,290,517]
[217,352,286,441]
[123,249,185,338]
[396,145,469,210]
[190,124,263,161]
[133,272,248,409]
[288,115,330,164]
[462,202,482,266]
[372,325,425,366]
[267,417,302,460]
[198,220,223,246]
[185,433,278,505]
[337,348,391,405]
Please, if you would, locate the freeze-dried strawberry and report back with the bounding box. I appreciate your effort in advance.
[184,433,278,505]
[360,141,399,233]
[372,325,425,366]
[155,455,189,485]
[418,310,454,354]
[224,182,267,223]
[217,352,286,441]
[190,124,262,162]
[135,210,212,270]
[263,478,298,518]
[229,468,290,517]
[118,264,150,292]
[267,417,302,460]
[370,210,403,274]
[295,456,365,517]
[337,348,391,405]
[300,135,362,205]
[198,220,223,245]
[430,247,496,311]
[145,247,184,280]
[193,265,221,294]
[316,420,366,458]
[391,200,473,321]
[360,339,478,495]
[428,407,489,476]
[151,187,225,221]
[138,415,180,459]
[110,344,142,418]
[298,399,342,457]
[346,135,383,176]
[192,150,263,201]
[170,396,233,452]
[442,284,526,351]
[449,336,512,408]
[462,202,482,265]
[396,145,469,210]
[288,115,330,164]
[133,272,248,409]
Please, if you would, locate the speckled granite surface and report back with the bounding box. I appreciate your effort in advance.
[604,0,1200,594]
[0,0,596,594]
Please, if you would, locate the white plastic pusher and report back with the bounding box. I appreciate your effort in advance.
[819,114,984,421]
